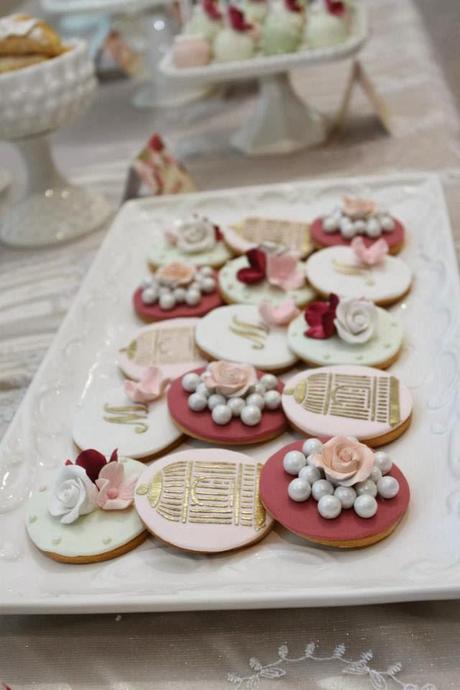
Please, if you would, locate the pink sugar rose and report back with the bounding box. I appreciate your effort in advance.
[310,436,374,487]
[202,361,257,397]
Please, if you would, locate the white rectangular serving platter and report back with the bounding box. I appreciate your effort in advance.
[1,173,460,614]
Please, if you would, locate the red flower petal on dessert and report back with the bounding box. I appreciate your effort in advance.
[285,0,302,13]
[325,0,345,16]
[228,6,252,32]
[109,449,118,463]
[203,0,222,20]
[75,449,110,483]
[237,248,267,284]
[304,293,339,339]
[214,224,223,241]
[149,134,164,152]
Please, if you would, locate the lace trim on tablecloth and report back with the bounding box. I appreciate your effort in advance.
[227,643,437,689]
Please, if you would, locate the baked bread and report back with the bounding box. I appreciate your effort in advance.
[0,14,64,59]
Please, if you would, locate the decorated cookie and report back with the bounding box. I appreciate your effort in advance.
[72,368,183,461]
[282,365,412,446]
[219,245,315,307]
[287,293,403,369]
[118,319,207,381]
[223,217,313,258]
[305,240,412,306]
[135,448,273,553]
[133,263,223,322]
[148,215,232,269]
[310,196,405,254]
[167,361,287,445]
[195,303,299,371]
[260,437,409,548]
[26,449,147,563]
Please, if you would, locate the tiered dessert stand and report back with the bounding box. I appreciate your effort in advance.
[160,3,368,155]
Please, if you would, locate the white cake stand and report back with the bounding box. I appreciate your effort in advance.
[160,4,367,156]
[0,40,112,248]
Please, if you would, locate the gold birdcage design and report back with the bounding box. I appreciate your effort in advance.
[121,325,200,366]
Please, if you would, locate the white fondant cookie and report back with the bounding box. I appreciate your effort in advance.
[118,319,207,381]
[148,216,232,268]
[288,308,403,369]
[223,217,313,258]
[219,255,314,307]
[135,448,273,553]
[72,384,183,461]
[195,305,298,371]
[282,365,413,446]
[305,246,412,305]
[26,456,147,563]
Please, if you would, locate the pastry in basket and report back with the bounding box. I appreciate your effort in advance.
[195,302,299,371]
[118,319,207,381]
[26,449,147,563]
[133,262,223,322]
[214,7,255,62]
[305,240,412,306]
[260,436,409,548]
[310,195,405,253]
[261,0,304,55]
[0,15,65,74]
[287,293,403,369]
[304,0,350,49]
[148,214,232,268]
[282,364,413,446]
[167,360,287,445]
[223,216,313,258]
[72,367,183,461]
[134,448,273,553]
[219,244,314,307]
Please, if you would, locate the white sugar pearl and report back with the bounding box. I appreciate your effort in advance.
[182,372,201,392]
[264,390,281,410]
[302,438,323,458]
[299,465,321,485]
[312,479,334,501]
[340,218,355,238]
[370,466,383,483]
[334,485,356,509]
[159,286,170,296]
[374,451,392,474]
[377,476,400,499]
[141,286,158,304]
[212,404,232,425]
[227,397,245,417]
[353,219,367,234]
[260,373,278,391]
[240,404,262,426]
[288,478,311,502]
[196,382,211,398]
[318,494,342,519]
[159,292,176,310]
[365,217,382,238]
[200,277,216,294]
[188,393,208,412]
[354,494,378,518]
[199,266,214,277]
[283,450,307,475]
[174,287,186,303]
[208,393,226,410]
[356,479,377,497]
[141,276,154,288]
[246,393,265,410]
[380,215,395,232]
[185,289,201,306]
[250,382,266,395]
[323,215,339,233]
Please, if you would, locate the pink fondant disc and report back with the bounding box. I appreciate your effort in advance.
[133,285,224,322]
[310,217,405,253]
[260,440,410,546]
[167,367,287,445]
[134,448,274,553]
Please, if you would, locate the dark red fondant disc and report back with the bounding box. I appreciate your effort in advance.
[167,367,287,445]
[260,440,410,546]
[133,286,224,322]
[310,217,405,254]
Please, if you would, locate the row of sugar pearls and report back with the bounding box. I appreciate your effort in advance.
[141,266,216,308]
[322,212,395,238]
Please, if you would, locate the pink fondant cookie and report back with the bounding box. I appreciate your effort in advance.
[223,217,313,258]
[135,448,273,553]
[26,449,147,563]
[133,263,223,322]
[118,318,207,381]
[260,437,410,548]
[167,361,287,445]
[282,365,413,447]
[310,196,405,254]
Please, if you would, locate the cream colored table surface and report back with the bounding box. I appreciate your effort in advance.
[1,0,460,688]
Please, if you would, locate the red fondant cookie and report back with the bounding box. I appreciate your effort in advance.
[133,285,223,322]
[167,363,287,445]
[260,439,410,548]
[310,217,405,254]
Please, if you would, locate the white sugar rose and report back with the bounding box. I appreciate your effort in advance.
[334,297,378,345]
[48,465,98,525]
[173,217,217,254]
